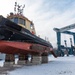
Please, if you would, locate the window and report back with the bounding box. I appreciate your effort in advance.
[10,18,14,22]
[10,17,18,24]
[30,23,34,29]
[18,18,25,25]
[9,17,25,26]
[14,17,18,24]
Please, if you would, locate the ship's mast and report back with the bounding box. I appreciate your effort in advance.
[14,2,25,15]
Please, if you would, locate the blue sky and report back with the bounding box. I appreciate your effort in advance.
[0,0,75,47]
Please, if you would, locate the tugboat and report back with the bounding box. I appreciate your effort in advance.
[0,2,55,61]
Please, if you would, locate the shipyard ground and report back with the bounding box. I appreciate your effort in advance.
[0,55,75,75]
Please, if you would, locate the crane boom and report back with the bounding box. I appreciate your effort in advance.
[59,23,75,32]
[54,23,75,32]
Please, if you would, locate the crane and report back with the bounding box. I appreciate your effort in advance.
[53,23,75,56]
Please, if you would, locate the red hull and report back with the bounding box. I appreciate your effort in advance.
[0,40,47,54]
[0,40,57,57]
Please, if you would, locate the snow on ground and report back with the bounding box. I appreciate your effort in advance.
[7,55,75,75]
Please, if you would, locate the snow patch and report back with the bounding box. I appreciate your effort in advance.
[8,56,75,75]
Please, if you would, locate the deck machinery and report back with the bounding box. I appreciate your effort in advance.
[54,24,75,56]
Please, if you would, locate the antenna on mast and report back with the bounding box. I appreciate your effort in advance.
[14,2,25,15]
[21,4,25,14]
[14,2,17,14]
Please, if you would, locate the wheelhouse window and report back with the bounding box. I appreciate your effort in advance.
[14,17,18,24]
[30,22,34,29]
[9,17,18,24]
[10,18,14,22]
[18,18,25,26]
